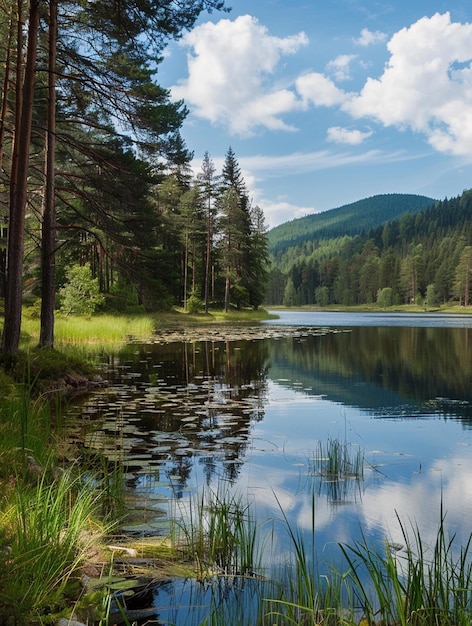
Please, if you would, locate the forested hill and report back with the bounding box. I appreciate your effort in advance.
[265,189,472,307]
[269,193,436,262]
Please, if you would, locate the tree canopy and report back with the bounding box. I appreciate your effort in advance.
[266,190,472,308]
[0,0,272,355]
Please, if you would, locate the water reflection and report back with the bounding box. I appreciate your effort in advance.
[67,314,472,616]
[268,325,472,417]
[68,338,271,506]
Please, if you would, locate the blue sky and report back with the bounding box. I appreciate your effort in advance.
[160,0,472,228]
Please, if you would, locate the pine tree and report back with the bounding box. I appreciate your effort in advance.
[0,0,229,353]
[454,246,472,306]
[197,152,219,312]
[218,147,252,310]
[1,0,40,355]
[247,205,270,309]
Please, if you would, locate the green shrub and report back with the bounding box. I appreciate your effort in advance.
[187,293,204,314]
[59,264,105,316]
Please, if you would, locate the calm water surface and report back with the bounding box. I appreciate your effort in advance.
[68,311,472,622]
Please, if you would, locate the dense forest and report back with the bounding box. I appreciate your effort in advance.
[0,0,270,355]
[269,193,436,264]
[266,190,472,308]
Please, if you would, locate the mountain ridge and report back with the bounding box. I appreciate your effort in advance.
[268,193,437,260]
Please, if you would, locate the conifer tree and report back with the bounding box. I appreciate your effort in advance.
[0,0,229,353]
[197,151,218,312]
[218,147,252,310]
[1,0,40,355]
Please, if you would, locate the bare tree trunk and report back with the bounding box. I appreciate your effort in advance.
[0,8,15,173]
[465,255,471,307]
[1,0,39,355]
[0,11,15,299]
[39,0,57,348]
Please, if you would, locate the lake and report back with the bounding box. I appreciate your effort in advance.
[68,311,472,623]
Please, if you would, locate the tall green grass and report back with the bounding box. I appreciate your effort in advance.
[169,475,472,626]
[54,314,156,345]
[264,489,354,626]
[0,385,54,479]
[312,437,365,481]
[20,313,156,350]
[174,483,264,582]
[341,507,472,626]
[0,382,113,624]
[0,467,106,620]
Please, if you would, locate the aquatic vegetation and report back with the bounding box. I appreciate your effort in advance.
[173,483,265,581]
[341,507,472,626]
[263,489,354,626]
[163,480,472,626]
[312,437,365,481]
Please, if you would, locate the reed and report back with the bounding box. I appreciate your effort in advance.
[264,489,354,626]
[0,385,53,481]
[169,481,472,626]
[173,483,264,581]
[341,506,472,626]
[312,436,365,481]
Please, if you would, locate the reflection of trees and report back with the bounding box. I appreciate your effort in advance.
[72,337,270,493]
[269,327,472,419]
[167,455,194,500]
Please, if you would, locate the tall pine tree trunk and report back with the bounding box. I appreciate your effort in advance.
[1,0,39,355]
[39,0,57,348]
[0,9,16,299]
[0,8,15,174]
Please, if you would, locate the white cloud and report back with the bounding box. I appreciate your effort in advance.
[240,149,414,175]
[345,12,472,156]
[296,72,347,107]
[327,126,373,145]
[255,198,317,229]
[354,27,387,46]
[171,15,308,135]
[173,12,472,156]
[326,54,357,81]
[192,149,429,229]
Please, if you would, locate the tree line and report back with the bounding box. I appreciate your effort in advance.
[0,0,270,355]
[266,189,472,308]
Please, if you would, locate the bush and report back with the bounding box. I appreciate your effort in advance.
[187,293,204,314]
[59,264,105,317]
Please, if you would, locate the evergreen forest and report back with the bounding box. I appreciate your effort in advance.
[266,190,472,308]
[0,0,270,355]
